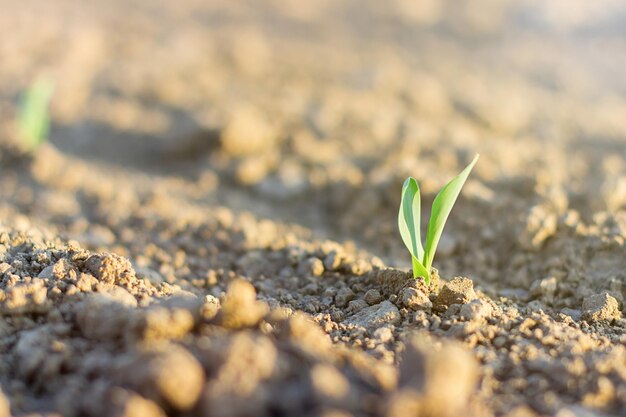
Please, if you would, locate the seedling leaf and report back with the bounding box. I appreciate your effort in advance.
[412,255,430,280]
[423,154,479,272]
[398,177,424,262]
[18,77,54,151]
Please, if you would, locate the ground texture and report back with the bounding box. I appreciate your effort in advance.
[0,1,625,416]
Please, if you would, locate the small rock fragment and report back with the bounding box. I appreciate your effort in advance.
[199,333,278,416]
[350,259,371,276]
[335,287,355,308]
[582,293,621,323]
[435,277,477,309]
[372,326,394,343]
[98,286,138,307]
[75,294,136,341]
[560,308,582,321]
[201,295,221,320]
[310,364,350,402]
[0,279,51,314]
[221,107,277,157]
[138,303,196,342]
[84,253,136,286]
[364,289,383,305]
[110,388,167,417]
[460,299,493,321]
[280,313,333,358]
[236,156,272,185]
[375,269,413,297]
[493,336,507,348]
[217,280,268,329]
[398,336,478,417]
[300,257,325,277]
[386,390,422,417]
[122,345,205,411]
[323,251,342,271]
[0,263,12,276]
[400,288,432,311]
[347,299,368,314]
[37,265,54,279]
[530,276,557,299]
[343,301,400,330]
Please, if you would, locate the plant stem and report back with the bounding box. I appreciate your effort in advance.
[412,257,431,286]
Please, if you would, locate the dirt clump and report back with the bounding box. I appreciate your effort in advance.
[391,335,480,417]
[117,344,205,411]
[434,276,478,310]
[582,292,622,323]
[216,279,269,329]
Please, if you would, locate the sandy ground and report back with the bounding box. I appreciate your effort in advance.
[0,1,625,416]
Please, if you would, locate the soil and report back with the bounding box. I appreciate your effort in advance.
[0,1,625,416]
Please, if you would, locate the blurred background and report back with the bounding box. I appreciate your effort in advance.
[1,0,626,289]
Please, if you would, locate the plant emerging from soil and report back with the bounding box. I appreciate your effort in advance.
[18,77,54,151]
[399,154,479,285]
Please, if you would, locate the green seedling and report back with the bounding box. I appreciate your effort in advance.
[18,77,55,151]
[398,154,479,285]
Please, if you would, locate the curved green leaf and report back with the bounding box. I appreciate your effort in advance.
[398,177,424,262]
[423,154,479,271]
[18,77,54,150]
[412,256,430,282]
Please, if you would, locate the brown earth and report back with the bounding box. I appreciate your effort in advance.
[0,1,625,416]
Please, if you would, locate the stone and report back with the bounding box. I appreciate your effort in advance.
[375,268,413,296]
[122,345,205,411]
[400,287,432,311]
[343,301,400,330]
[201,295,221,320]
[335,287,355,308]
[493,336,507,348]
[0,263,12,276]
[217,280,268,329]
[0,279,51,315]
[75,294,137,341]
[435,277,477,309]
[398,336,478,417]
[109,388,167,417]
[138,304,196,342]
[346,299,368,314]
[560,308,582,322]
[530,276,558,299]
[84,253,136,286]
[323,251,342,271]
[582,293,621,323]
[310,364,350,401]
[460,299,494,321]
[364,289,383,305]
[300,257,325,277]
[199,333,278,416]
[37,265,54,279]
[220,107,277,157]
[372,326,394,343]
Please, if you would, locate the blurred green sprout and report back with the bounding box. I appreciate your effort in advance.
[398,154,479,285]
[18,77,55,151]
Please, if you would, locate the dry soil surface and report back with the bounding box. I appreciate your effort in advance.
[0,1,625,417]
